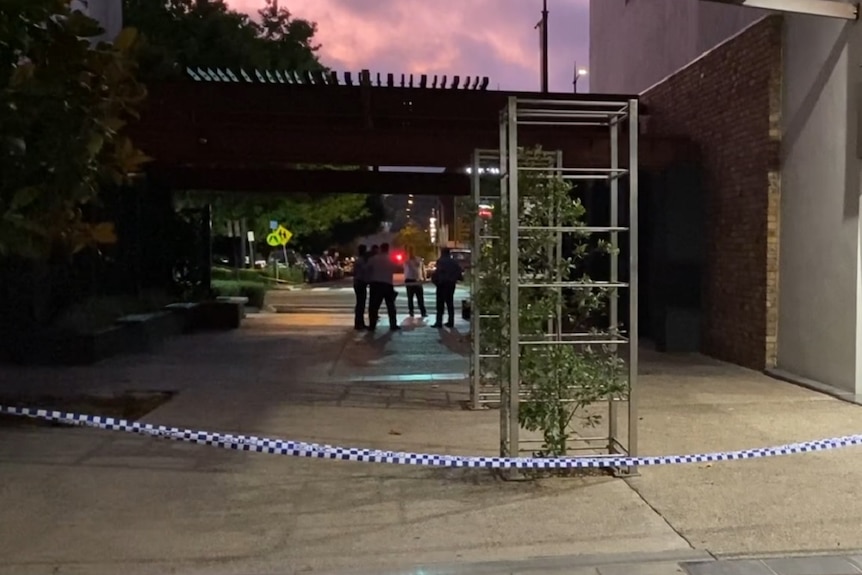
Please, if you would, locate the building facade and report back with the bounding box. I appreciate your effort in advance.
[589,0,765,94]
[590,0,862,398]
[71,0,122,42]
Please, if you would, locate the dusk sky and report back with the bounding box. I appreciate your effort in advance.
[229,0,590,92]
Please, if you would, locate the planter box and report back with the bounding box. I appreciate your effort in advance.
[190,301,243,331]
[164,302,200,333]
[116,311,184,353]
[5,325,131,366]
[215,296,249,318]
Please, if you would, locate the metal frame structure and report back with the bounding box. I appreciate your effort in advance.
[470,149,502,412]
[472,96,639,470]
[469,148,562,410]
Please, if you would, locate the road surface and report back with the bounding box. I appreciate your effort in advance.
[267,277,472,316]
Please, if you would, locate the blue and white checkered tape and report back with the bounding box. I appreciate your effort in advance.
[2,405,861,469]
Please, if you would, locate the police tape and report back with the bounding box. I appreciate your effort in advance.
[2,405,861,469]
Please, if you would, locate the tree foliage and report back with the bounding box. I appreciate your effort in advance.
[395,223,436,261]
[123,0,324,81]
[178,190,371,243]
[124,0,382,248]
[0,0,148,260]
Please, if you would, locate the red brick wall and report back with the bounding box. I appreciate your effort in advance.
[641,16,782,369]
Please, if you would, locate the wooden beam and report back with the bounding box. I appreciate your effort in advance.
[131,123,690,169]
[148,167,471,196]
[143,82,648,126]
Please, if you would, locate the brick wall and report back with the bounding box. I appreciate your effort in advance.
[640,15,782,369]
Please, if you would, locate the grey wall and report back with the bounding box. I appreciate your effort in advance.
[777,15,862,393]
[71,0,122,43]
[589,0,764,94]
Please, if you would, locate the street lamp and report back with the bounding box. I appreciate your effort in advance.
[573,62,588,93]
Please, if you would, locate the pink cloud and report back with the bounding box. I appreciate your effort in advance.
[228,0,590,92]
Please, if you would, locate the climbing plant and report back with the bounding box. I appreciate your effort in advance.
[473,147,629,459]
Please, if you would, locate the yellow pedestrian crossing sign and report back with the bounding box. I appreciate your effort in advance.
[266,225,293,247]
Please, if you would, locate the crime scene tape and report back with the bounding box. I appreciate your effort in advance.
[2,405,862,469]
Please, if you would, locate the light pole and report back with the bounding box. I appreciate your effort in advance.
[573,62,588,93]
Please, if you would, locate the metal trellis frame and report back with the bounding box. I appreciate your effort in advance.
[469,148,562,411]
[470,149,504,411]
[492,96,639,473]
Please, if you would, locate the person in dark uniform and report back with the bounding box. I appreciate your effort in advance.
[430,247,463,328]
[352,244,370,330]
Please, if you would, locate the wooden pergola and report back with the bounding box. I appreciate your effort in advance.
[130,68,697,197]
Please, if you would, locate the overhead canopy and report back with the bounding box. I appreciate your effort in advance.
[130,68,697,196]
[701,0,858,19]
[150,166,468,196]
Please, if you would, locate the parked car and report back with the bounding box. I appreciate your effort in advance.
[341,257,355,276]
[311,255,332,281]
[450,249,472,271]
[215,253,266,269]
[324,255,344,279]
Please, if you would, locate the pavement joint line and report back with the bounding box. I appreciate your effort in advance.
[710,550,862,561]
[326,329,356,377]
[336,549,716,575]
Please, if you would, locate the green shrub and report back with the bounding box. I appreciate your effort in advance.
[211,280,267,308]
[211,266,269,283]
[261,265,305,284]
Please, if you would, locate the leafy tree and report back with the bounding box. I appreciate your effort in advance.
[0,0,148,260]
[125,1,382,249]
[302,194,387,254]
[123,0,324,81]
[395,223,436,261]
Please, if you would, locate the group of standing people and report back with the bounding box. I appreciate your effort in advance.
[353,244,464,331]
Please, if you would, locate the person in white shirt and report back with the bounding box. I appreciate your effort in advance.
[366,242,400,331]
[403,251,427,318]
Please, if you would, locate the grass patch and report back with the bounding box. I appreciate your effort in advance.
[0,390,176,428]
[212,266,305,285]
[211,266,268,283]
[260,266,305,284]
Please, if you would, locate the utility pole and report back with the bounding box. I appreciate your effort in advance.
[535,0,549,92]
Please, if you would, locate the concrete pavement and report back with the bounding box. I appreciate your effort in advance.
[3,299,862,573]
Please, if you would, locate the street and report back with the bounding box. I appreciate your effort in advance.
[266,276,472,317]
[2,290,862,574]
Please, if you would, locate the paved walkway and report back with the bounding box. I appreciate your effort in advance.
[2,310,862,574]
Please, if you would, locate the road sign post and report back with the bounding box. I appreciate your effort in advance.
[265,225,294,283]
